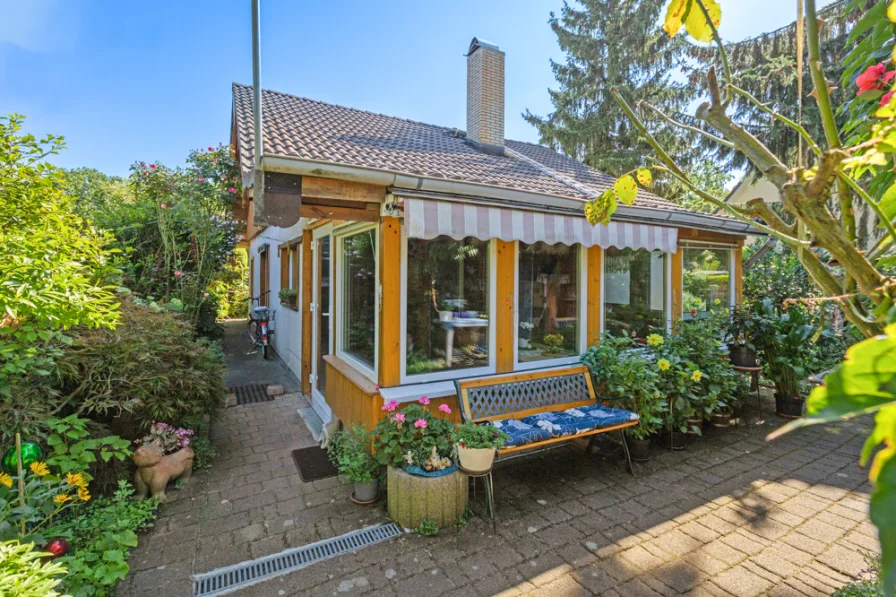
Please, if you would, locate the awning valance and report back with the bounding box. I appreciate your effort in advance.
[404,199,678,253]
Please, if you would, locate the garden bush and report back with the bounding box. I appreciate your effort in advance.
[54,296,227,439]
[0,540,68,597]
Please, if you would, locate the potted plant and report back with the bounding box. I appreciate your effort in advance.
[518,321,534,348]
[452,423,509,473]
[582,334,665,461]
[326,425,380,503]
[373,399,467,530]
[726,306,759,367]
[278,287,297,306]
[752,300,818,418]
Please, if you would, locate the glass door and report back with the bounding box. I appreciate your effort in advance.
[310,233,332,419]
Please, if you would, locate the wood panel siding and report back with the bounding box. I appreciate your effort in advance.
[379,217,401,387]
[301,230,313,394]
[586,245,602,348]
[671,248,683,320]
[678,227,746,245]
[301,176,387,203]
[300,203,380,222]
[495,240,515,373]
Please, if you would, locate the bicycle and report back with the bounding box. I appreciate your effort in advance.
[247,291,274,360]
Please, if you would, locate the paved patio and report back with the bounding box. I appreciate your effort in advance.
[119,322,879,597]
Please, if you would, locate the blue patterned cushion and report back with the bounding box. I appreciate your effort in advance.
[490,405,638,448]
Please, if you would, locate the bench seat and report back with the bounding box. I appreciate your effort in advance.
[492,404,639,449]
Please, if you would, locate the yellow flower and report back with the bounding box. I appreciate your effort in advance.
[54,493,73,504]
[0,472,12,489]
[77,487,91,502]
[30,461,49,477]
[66,472,88,489]
[647,334,664,347]
[691,370,704,382]
[714,298,721,305]
[657,359,671,372]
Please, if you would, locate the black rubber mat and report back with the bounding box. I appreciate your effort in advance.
[291,446,339,482]
[230,384,272,405]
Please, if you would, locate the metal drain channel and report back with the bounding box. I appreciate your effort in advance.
[230,384,271,405]
[192,522,402,597]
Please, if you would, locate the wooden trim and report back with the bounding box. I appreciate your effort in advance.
[678,227,745,244]
[259,250,269,307]
[323,354,379,395]
[670,248,683,320]
[307,219,332,230]
[497,421,637,455]
[249,257,255,306]
[734,244,743,305]
[495,240,515,373]
[379,217,401,387]
[300,203,379,223]
[301,176,387,203]
[279,248,289,295]
[301,229,313,394]
[586,245,602,347]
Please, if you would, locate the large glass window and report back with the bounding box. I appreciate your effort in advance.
[518,242,579,362]
[340,229,377,369]
[604,247,666,338]
[406,236,489,376]
[683,248,731,319]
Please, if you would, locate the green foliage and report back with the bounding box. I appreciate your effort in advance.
[581,334,666,439]
[136,422,194,455]
[0,540,68,597]
[210,247,249,320]
[751,300,819,399]
[0,114,121,398]
[678,159,732,213]
[54,297,227,438]
[542,333,565,354]
[48,480,158,597]
[452,423,509,450]
[326,425,379,484]
[43,415,131,484]
[833,555,885,597]
[190,436,217,470]
[415,519,439,537]
[373,403,455,471]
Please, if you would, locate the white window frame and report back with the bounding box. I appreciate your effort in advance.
[600,247,672,335]
[679,242,737,319]
[334,222,379,383]
[310,224,334,421]
[399,224,497,384]
[513,241,588,371]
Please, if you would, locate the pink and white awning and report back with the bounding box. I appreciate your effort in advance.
[404,198,678,253]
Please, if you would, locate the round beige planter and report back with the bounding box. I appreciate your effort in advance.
[387,466,468,530]
[455,445,496,474]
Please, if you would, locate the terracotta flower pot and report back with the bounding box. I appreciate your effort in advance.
[456,445,496,473]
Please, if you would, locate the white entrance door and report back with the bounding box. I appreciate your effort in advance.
[310,228,333,422]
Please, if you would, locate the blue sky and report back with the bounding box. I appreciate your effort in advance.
[0,0,835,176]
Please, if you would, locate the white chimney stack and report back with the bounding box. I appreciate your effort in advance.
[466,38,505,154]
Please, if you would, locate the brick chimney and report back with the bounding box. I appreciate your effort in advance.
[466,38,505,155]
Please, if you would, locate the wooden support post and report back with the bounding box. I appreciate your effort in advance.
[301,229,313,394]
[671,248,683,322]
[734,242,744,305]
[379,216,401,387]
[586,246,603,347]
[495,240,515,373]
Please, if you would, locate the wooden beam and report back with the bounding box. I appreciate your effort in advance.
[586,246,602,347]
[495,240,515,373]
[379,217,401,387]
[301,229,313,394]
[734,242,744,305]
[678,227,745,244]
[302,176,386,203]
[671,248,683,320]
[300,203,379,222]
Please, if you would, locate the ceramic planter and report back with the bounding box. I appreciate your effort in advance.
[727,344,758,368]
[456,445,496,473]
[387,466,468,530]
[352,479,379,504]
[775,393,805,419]
[625,435,651,462]
[439,311,453,322]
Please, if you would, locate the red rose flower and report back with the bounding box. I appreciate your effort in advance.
[881,90,895,107]
[856,63,895,96]
[149,163,156,169]
[208,146,214,151]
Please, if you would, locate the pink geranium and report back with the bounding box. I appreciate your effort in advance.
[174,270,182,277]
[160,203,168,209]
[418,396,430,405]
[381,399,399,412]
[228,187,237,194]
[438,404,452,414]
[414,419,427,429]
[393,413,406,423]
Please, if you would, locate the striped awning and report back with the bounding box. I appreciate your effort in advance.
[404,199,678,253]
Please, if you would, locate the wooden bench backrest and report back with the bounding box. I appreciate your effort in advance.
[454,366,598,424]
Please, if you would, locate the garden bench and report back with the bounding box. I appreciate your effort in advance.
[454,365,639,474]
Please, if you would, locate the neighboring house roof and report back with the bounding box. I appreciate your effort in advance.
[232,83,756,234]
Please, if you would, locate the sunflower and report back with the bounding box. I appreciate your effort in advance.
[657,359,671,372]
[691,370,704,382]
[54,493,73,504]
[29,461,50,477]
[647,334,664,347]
[66,472,88,489]
[0,472,12,489]
[77,487,91,502]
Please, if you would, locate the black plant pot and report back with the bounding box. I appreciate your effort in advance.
[686,417,703,436]
[655,430,686,451]
[626,436,651,462]
[710,412,731,429]
[727,344,758,368]
[775,393,805,419]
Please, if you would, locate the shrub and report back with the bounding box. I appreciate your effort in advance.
[327,426,379,484]
[54,297,227,439]
[0,540,68,597]
[373,400,455,472]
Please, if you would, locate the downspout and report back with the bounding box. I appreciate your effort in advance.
[251,0,265,222]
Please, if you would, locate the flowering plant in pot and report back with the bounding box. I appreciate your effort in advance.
[452,423,509,473]
[725,306,759,368]
[581,333,665,461]
[326,425,380,503]
[135,423,194,454]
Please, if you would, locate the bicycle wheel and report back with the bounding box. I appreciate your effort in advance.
[247,320,260,345]
[262,343,271,360]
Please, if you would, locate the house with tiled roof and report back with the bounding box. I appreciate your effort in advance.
[230,38,757,429]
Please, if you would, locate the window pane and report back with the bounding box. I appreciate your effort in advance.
[683,248,731,318]
[341,230,376,368]
[604,247,666,338]
[406,236,489,375]
[518,242,579,362]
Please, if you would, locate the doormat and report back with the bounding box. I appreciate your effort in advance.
[291,446,339,483]
[230,384,272,405]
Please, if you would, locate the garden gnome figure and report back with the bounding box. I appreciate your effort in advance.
[133,442,194,501]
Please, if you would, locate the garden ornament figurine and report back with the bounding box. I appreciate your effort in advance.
[133,442,194,501]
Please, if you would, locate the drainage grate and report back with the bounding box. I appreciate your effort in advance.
[192,523,402,597]
[230,384,271,405]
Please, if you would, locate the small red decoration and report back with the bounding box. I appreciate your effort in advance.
[45,538,69,559]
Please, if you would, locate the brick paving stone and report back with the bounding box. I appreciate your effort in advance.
[712,565,774,597]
